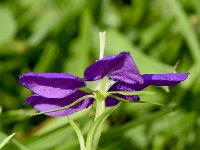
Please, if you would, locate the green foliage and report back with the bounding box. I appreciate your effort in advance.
[0,0,200,149]
[68,117,86,150]
[86,108,113,150]
[0,133,15,149]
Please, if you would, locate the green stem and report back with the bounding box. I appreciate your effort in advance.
[86,105,112,150]
[92,97,105,150]
[85,31,107,150]
[95,98,105,120]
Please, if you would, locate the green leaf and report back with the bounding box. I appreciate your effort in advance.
[139,101,165,107]
[102,109,171,138]
[64,10,93,76]
[192,0,200,21]
[0,7,16,45]
[68,117,86,150]
[108,91,155,96]
[86,109,113,150]
[110,95,164,107]
[166,0,200,63]
[27,9,61,46]
[33,43,59,72]
[0,109,34,124]
[140,19,174,51]
[0,133,15,149]
[24,126,74,150]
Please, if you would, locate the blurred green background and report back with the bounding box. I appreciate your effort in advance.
[0,0,200,149]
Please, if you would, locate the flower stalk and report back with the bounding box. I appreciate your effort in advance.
[88,31,107,149]
[92,96,105,150]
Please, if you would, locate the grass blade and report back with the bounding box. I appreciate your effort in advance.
[68,117,86,150]
[0,133,15,149]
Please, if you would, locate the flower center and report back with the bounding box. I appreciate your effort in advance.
[85,76,116,97]
[85,31,116,98]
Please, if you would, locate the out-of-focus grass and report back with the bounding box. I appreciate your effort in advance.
[0,0,200,149]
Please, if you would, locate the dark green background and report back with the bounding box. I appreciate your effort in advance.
[0,0,200,149]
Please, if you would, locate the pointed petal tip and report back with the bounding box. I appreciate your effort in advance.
[111,72,189,91]
[24,101,29,105]
[18,73,27,85]
[175,73,189,81]
[183,73,189,79]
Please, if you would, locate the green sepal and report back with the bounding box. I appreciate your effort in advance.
[110,95,165,107]
[138,100,165,106]
[67,117,86,150]
[29,95,94,116]
[108,91,155,96]
[78,87,96,93]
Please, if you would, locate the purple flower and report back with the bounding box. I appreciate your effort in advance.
[19,52,188,116]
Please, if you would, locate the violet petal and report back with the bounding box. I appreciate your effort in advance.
[25,91,94,117]
[106,97,120,107]
[19,72,85,98]
[84,52,144,84]
[112,73,189,91]
[106,81,140,107]
[115,94,140,101]
[106,95,140,107]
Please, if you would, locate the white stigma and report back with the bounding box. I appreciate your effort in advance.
[99,31,106,59]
